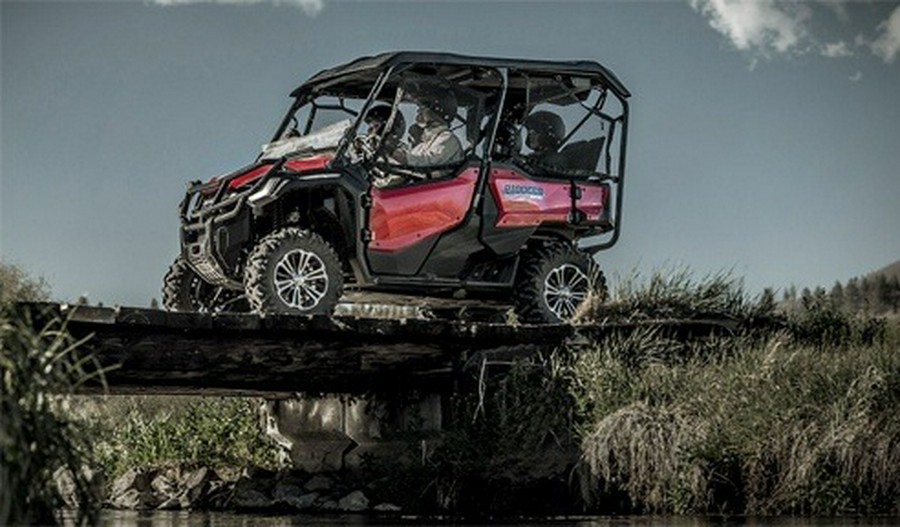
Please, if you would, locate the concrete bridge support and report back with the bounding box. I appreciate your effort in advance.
[261,393,443,472]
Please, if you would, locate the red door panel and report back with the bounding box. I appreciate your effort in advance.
[488,168,608,226]
[368,167,479,253]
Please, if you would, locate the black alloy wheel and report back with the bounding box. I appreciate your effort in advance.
[513,242,606,324]
[243,227,344,315]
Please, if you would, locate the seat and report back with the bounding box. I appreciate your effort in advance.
[556,137,605,172]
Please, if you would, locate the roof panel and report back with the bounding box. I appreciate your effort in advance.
[294,51,630,99]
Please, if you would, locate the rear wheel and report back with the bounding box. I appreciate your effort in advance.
[243,227,343,315]
[162,256,248,313]
[513,242,605,324]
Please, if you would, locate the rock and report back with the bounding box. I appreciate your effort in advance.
[230,488,272,509]
[272,482,302,501]
[109,489,160,510]
[281,492,319,510]
[374,503,401,512]
[319,499,339,511]
[303,474,333,492]
[214,466,242,482]
[183,466,217,488]
[80,466,105,498]
[56,465,105,509]
[151,472,177,498]
[157,496,181,510]
[178,466,219,508]
[241,465,275,480]
[53,467,78,509]
[204,481,234,510]
[337,490,369,512]
[275,469,308,488]
[110,468,153,498]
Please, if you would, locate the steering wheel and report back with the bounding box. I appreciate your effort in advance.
[352,135,380,161]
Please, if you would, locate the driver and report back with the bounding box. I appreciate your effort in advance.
[361,104,406,154]
[394,88,463,168]
[360,104,409,188]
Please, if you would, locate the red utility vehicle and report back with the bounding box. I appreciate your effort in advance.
[164,52,630,323]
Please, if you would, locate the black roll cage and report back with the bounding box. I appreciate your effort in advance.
[268,55,629,253]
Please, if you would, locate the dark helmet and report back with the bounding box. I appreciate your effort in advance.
[411,85,458,125]
[365,104,406,143]
[524,111,565,152]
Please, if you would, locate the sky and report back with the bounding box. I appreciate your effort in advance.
[2,0,899,306]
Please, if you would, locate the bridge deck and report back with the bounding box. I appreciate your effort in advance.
[22,303,570,396]
[18,303,736,396]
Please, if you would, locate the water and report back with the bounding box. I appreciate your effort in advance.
[60,511,900,527]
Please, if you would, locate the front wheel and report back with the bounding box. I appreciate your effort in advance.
[513,242,605,324]
[162,256,248,313]
[243,227,344,315]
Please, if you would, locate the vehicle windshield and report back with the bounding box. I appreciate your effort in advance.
[260,88,370,161]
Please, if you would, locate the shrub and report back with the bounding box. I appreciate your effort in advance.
[82,395,284,480]
[0,262,102,525]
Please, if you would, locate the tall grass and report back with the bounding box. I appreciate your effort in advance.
[0,262,102,525]
[568,271,900,514]
[76,395,284,480]
[576,334,900,514]
[360,270,900,515]
[576,268,766,323]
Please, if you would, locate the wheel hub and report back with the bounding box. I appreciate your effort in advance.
[274,249,329,311]
[543,264,589,321]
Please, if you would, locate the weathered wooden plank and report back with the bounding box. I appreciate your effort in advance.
[16,303,569,395]
[17,303,741,395]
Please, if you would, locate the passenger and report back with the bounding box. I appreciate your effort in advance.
[492,102,526,160]
[522,110,565,167]
[394,89,463,168]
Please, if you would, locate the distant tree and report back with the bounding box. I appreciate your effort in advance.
[813,286,827,302]
[872,274,890,314]
[782,285,797,303]
[800,287,813,308]
[859,277,874,313]
[150,298,160,310]
[0,261,51,305]
[888,276,900,313]
[845,278,861,313]
[830,281,844,311]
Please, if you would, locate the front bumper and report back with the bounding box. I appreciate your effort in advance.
[179,179,257,290]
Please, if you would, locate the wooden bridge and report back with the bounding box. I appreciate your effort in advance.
[19,302,737,396]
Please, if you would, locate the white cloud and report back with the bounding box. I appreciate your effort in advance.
[822,40,853,58]
[690,1,900,65]
[153,0,324,16]
[870,5,900,63]
[849,71,862,82]
[689,0,811,55]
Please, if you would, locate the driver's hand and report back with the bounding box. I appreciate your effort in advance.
[353,135,377,159]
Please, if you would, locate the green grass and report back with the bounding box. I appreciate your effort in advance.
[0,262,102,525]
[6,260,898,517]
[424,270,900,515]
[75,395,284,480]
[575,333,900,514]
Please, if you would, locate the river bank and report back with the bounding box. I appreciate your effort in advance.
[6,265,900,523]
[62,316,900,518]
[57,509,900,527]
[56,464,401,514]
